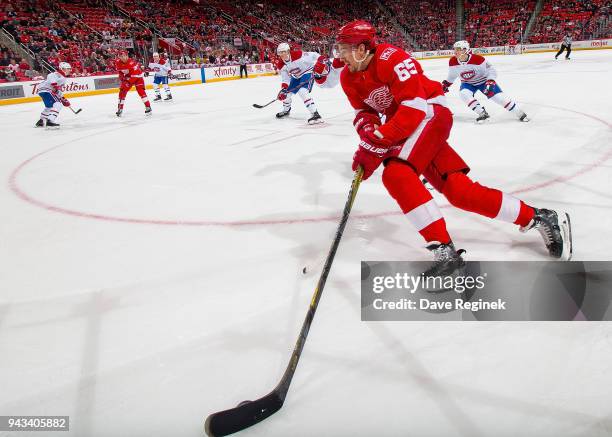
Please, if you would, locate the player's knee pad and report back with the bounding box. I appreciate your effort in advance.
[382,159,431,213]
[442,172,475,209]
[490,92,509,105]
[442,172,501,218]
[459,88,476,104]
[297,87,311,99]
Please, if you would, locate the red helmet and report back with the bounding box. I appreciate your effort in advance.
[336,20,376,50]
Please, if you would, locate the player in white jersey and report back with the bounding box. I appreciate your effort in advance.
[442,40,529,123]
[312,53,344,89]
[275,42,323,124]
[35,62,73,129]
[147,52,172,101]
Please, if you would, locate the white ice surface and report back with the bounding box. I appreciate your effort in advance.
[0,51,611,437]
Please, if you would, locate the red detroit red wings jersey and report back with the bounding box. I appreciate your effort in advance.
[340,44,447,143]
[116,59,144,80]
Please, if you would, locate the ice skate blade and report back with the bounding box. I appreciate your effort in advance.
[559,211,573,261]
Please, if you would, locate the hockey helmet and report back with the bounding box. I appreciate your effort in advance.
[336,20,377,50]
[276,42,290,54]
[453,40,470,51]
[58,61,72,73]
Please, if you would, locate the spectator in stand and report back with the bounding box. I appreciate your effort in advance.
[19,58,30,71]
[7,59,19,73]
[4,68,17,82]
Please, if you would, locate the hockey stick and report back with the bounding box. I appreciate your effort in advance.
[68,106,82,115]
[252,69,315,109]
[252,98,277,109]
[204,166,364,437]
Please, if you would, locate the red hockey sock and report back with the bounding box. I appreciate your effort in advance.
[443,172,534,226]
[514,201,535,227]
[382,160,451,244]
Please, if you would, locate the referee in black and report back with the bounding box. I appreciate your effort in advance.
[239,54,249,78]
[555,33,572,60]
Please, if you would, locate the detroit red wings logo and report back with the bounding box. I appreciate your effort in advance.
[461,70,476,80]
[364,86,394,112]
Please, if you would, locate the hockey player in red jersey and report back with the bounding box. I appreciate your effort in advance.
[442,40,529,123]
[115,51,151,117]
[335,20,572,271]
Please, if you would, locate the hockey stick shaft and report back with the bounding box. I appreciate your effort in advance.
[252,71,316,109]
[275,166,362,391]
[204,166,364,437]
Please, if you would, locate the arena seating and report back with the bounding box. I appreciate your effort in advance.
[464,0,536,47]
[384,0,457,50]
[528,0,609,43]
[1,0,611,80]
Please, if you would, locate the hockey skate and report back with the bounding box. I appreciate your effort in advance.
[423,241,466,281]
[164,94,173,101]
[153,95,162,102]
[475,109,490,123]
[45,120,60,129]
[307,111,323,125]
[116,109,123,117]
[276,108,291,118]
[145,107,152,116]
[35,119,45,128]
[520,208,572,260]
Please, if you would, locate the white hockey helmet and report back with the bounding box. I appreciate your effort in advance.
[453,40,470,51]
[276,42,290,54]
[58,62,72,73]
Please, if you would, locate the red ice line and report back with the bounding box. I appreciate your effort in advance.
[8,103,612,227]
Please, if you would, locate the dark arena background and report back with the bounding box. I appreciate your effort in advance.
[1,1,611,437]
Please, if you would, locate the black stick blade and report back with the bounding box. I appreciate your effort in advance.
[204,392,284,436]
[252,104,265,108]
[75,108,82,114]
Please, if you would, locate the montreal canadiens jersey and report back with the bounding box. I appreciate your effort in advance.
[276,50,319,85]
[148,59,171,77]
[37,71,67,96]
[316,58,344,89]
[446,54,497,85]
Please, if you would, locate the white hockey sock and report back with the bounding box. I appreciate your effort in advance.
[491,92,521,115]
[467,98,485,115]
[298,88,317,114]
[47,102,62,122]
[163,84,171,96]
[153,84,160,97]
[460,88,485,115]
